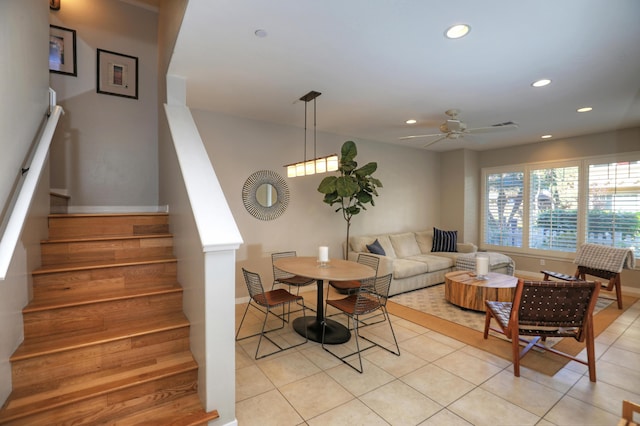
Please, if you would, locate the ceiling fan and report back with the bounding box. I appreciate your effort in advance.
[399,109,518,148]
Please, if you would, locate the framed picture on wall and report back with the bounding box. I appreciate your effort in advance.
[96,49,138,99]
[49,25,77,76]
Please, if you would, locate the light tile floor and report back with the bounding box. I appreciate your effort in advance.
[235,288,640,425]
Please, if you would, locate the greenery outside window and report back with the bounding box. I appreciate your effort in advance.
[482,154,640,258]
[529,164,579,252]
[587,160,640,252]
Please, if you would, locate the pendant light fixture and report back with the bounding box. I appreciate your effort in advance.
[285,90,338,178]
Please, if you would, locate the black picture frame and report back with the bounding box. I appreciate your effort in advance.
[96,48,139,100]
[49,25,77,76]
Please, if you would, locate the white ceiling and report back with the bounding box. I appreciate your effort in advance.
[168,0,640,152]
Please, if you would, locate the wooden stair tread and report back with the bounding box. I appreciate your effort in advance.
[0,212,215,424]
[33,255,177,275]
[41,233,173,244]
[11,312,189,361]
[24,282,183,312]
[112,394,219,426]
[48,212,168,218]
[0,352,197,423]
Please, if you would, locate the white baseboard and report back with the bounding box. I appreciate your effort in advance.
[50,187,70,197]
[235,296,250,304]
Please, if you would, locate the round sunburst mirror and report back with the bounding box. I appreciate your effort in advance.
[242,170,289,221]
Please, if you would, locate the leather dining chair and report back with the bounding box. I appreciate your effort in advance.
[236,268,308,359]
[322,273,399,373]
[328,253,379,296]
[271,251,316,318]
[483,278,600,381]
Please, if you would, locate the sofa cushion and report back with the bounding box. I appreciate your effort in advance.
[376,235,397,258]
[351,236,375,253]
[389,232,421,258]
[415,230,433,254]
[392,258,430,279]
[431,228,457,252]
[406,254,454,272]
[366,239,386,256]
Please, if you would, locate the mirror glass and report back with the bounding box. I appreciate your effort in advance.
[242,170,289,221]
[256,183,277,207]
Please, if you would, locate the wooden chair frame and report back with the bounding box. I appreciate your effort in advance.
[483,279,600,381]
[618,400,640,426]
[543,266,622,309]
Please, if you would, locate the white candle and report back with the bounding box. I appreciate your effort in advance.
[319,246,329,262]
[476,255,489,277]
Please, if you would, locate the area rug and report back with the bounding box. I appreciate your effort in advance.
[387,284,637,377]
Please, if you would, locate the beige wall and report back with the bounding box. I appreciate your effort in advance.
[476,127,640,293]
[440,149,480,242]
[48,0,159,209]
[190,110,441,298]
[0,0,50,406]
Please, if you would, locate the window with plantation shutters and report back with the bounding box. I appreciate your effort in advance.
[528,164,580,252]
[484,170,524,248]
[587,160,640,256]
[481,153,640,258]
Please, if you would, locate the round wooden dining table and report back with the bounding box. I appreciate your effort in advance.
[273,256,376,344]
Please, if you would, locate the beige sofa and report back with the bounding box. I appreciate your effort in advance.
[348,230,513,296]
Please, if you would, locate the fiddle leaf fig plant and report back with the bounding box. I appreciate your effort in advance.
[317,141,382,258]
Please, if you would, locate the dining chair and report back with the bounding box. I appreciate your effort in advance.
[328,253,380,296]
[271,251,316,318]
[324,253,384,325]
[236,268,308,359]
[483,278,600,381]
[322,273,400,373]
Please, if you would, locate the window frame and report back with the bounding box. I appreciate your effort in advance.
[481,152,640,260]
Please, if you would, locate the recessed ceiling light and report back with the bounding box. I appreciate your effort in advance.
[541,134,552,139]
[531,78,551,87]
[254,29,267,38]
[405,119,417,124]
[532,79,551,88]
[445,24,470,39]
[577,107,593,113]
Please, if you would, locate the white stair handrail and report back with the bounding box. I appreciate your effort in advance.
[0,104,64,280]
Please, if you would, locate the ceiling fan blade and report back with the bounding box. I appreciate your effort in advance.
[398,133,445,141]
[467,122,519,134]
[423,135,447,148]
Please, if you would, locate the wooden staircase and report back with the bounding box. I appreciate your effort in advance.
[0,213,219,425]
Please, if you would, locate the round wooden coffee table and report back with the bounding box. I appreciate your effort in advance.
[445,270,518,312]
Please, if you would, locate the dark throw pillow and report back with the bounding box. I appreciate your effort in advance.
[431,228,458,252]
[366,239,386,256]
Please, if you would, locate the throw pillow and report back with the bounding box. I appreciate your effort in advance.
[366,239,386,256]
[431,228,457,252]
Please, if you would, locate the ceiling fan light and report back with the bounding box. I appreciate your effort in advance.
[445,24,470,39]
[532,79,551,88]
